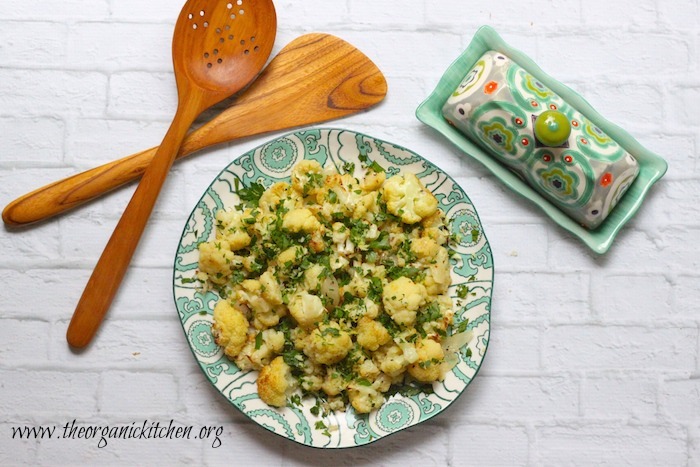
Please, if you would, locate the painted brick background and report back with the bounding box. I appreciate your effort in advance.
[1,0,699,465]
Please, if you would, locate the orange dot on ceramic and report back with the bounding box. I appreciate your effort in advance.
[550,104,558,110]
[484,81,499,94]
[521,138,530,146]
[601,172,613,187]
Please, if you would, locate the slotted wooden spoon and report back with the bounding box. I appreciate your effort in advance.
[66,0,277,348]
[2,33,387,226]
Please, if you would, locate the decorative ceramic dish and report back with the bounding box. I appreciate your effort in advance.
[173,128,493,448]
[416,25,668,254]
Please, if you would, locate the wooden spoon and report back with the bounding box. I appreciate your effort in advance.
[66,0,277,348]
[2,33,387,227]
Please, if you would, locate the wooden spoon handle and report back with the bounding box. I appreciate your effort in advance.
[66,103,199,348]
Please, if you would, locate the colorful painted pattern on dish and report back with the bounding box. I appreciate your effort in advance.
[442,50,639,229]
[173,129,493,448]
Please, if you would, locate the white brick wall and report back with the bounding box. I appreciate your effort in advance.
[1,0,699,465]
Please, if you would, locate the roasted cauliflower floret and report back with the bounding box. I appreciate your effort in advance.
[410,236,440,259]
[303,264,327,293]
[197,240,237,284]
[288,291,326,329]
[372,342,411,378]
[382,173,438,224]
[303,322,353,365]
[421,210,450,246]
[215,209,252,251]
[407,338,445,382]
[382,276,428,327]
[234,328,285,371]
[291,159,325,196]
[356,317,391,351]
[317,173,363,218]
[423,246,451,296]
[239,279,287,329]
[297,359,325,393]
[258,181,301,214]
[345,269,370,299]
[257,356,297,407]
[258,270,283,305]
[418,295,455,337]
[353,192,378,220]
[347,381,385,414]
[211,300,249,358]
[276,245,307,268]
[361,170,386,192]
[321,368,348,397]
[283,208,322,233]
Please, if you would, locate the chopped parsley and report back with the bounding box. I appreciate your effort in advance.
[234,179,265,208]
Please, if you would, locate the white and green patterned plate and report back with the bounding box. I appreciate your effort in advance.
[173,128,493,448]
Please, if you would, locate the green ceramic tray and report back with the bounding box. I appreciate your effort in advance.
[416,25,668,254]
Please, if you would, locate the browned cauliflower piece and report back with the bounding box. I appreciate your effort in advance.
[257,356,297,407]
[211,300,249,358]
[290,159,324,196]
[356,317,391,351]
[197,240,237,284]
[407,338,445,382]
[303,321,353,365]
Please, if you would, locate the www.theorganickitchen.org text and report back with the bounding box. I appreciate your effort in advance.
[11,420,223,448]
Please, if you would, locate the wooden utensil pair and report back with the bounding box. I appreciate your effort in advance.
[3,33,387,226]
[3,21,388,346]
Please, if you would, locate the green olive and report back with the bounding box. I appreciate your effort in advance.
[534,110,571,147]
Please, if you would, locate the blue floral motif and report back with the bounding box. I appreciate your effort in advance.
[376,401,414,432]
[260,137,298,173]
